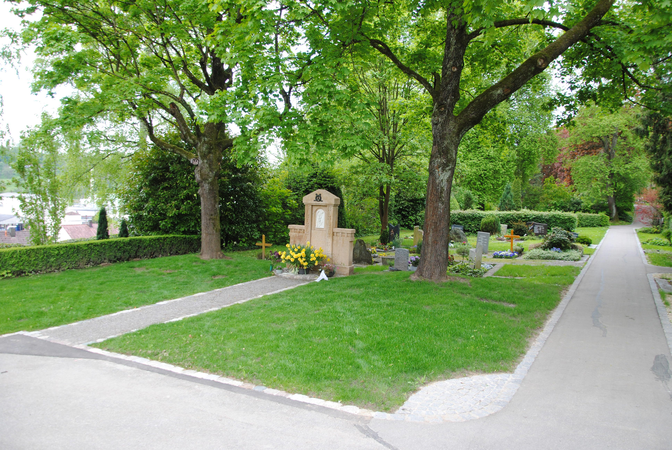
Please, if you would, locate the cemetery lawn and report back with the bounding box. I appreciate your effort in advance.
[636,229,672,267]
[0,253,273,335]
[94,270,576,412]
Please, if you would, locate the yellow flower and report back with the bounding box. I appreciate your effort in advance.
[286,244,290,248]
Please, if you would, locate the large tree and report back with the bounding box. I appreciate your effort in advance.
[7,0,292,259]
[563,105,649,220]
[639,96,672,215]
[287,0,669,280]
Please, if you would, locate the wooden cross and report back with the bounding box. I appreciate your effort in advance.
[256,234,272,259]
[503,230,521,252]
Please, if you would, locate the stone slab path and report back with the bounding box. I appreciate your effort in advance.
[26,276,308,346]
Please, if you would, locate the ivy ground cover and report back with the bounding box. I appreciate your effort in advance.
[0,253,273,335]
[95,269,577,412]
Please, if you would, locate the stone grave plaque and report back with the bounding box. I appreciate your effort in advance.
[473,244,483,270]
[476,231,490,254]
[533,222,548,235]
[394,248,410,271]
[451,224,464,231]
[500,224,508,235]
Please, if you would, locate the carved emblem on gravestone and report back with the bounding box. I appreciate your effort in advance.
[314,193,323,202]
[315,209,325,229]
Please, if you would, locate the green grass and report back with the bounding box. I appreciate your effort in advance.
[494,265,581,285]
[636,229,672,267]
[645,252,672,267]
[354,265,389,273]
[94,270,574,412]
[0,253,273,335]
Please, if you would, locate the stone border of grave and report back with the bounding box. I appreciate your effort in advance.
[274,271,319,281]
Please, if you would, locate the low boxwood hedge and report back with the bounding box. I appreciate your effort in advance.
[450,210,578,233]
[0,235,200,277]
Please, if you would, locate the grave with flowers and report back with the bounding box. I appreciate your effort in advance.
[288,189,356,276]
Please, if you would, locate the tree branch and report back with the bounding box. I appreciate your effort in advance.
[457,0,615,137]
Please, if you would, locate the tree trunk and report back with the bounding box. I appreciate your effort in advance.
[606,131,618,221]
[194,133,224,260]
[412,119,461,281]
[379,184,391,241]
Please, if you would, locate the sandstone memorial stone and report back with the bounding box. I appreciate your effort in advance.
[450,226,468,243]
[353,238,373,264]
[288,190,356,276]
[413,226,424,246]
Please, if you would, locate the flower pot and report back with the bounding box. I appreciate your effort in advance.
[326,270,336,277]
[298,268,308,275]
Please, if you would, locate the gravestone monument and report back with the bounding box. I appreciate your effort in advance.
[476,231,490,254]
[288,189,356,276]
[388,223,401,242]
[413,226,424,246]
[353,238,373,264]
[527,222,548,236]
[450,227,468,243]
[393,247,410,271]
[500,224,508,235]
[473,244,483,270]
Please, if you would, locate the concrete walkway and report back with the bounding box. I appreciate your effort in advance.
[2,223,672,449]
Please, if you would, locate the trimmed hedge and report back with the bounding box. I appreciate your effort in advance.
[450,210,579,233]
[0,235,200,277]
[577,213,609,227]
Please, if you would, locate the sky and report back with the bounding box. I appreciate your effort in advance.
[0,2,64,143]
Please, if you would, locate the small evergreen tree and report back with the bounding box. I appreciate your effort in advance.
[498,183,516,211]
[118,218,129,238]
[97,207,109,240]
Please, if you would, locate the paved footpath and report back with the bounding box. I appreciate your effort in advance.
[2,224,672,449]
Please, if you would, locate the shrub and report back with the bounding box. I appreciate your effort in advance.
[576,236,593,246]
[390,237,403,248]
[541,227,575,251]
[510,220,529,236]
[639,226,662,234]
[480,215,501,235]
[451,210,578,233]
[577,213,609,227]
[618,211,633,223]
[416,240,423,255]
[0,235,200,278]
[661,229,671,244]
[644,238,670,246]
[455,241,470,260]
[513,244,524,254]
[523,249,583,261]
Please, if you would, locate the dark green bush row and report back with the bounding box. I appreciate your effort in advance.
[450,210,579,233]
[576,213,609,227]
[0,235,200,277]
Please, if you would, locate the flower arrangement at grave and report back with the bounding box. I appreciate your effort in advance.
[409,256,420,267]
[321,263,336,277]
[493,251,519,259]
[280,242,329,271]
